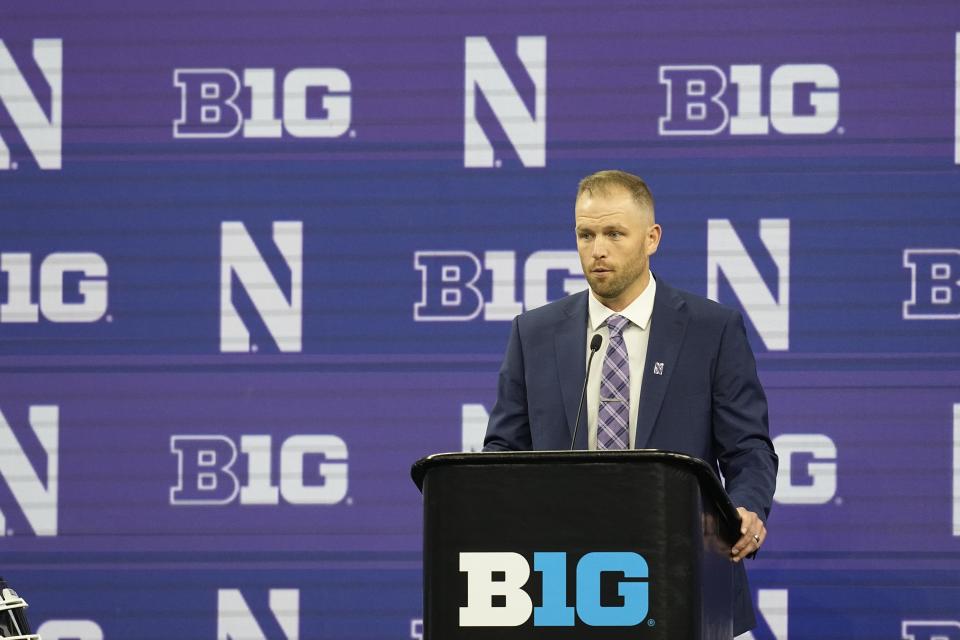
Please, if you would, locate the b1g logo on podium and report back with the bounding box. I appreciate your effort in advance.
[459,551,649,628]
[659,64,840,136]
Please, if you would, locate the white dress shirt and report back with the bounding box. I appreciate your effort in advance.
[585,274,656,449]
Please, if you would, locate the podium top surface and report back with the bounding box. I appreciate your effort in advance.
[411,449,739,526]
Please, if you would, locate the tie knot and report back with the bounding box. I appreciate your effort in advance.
[606,314,629,336]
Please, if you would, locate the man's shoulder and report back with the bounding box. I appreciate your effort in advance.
[657,280,740,325]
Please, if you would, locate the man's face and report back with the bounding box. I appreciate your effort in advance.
[575,186,661,311]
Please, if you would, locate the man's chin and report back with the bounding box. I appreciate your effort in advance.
[587,282,622,301]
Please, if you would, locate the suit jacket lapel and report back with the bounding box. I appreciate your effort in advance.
[554,292,589,449]
[635,282,688,448]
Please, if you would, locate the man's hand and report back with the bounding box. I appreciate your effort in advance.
[730,507,766,562]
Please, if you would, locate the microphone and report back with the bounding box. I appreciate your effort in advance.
[570,334,603,450]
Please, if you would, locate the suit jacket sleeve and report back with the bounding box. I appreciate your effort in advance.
[483,316,533,451]
[712,309,778,521]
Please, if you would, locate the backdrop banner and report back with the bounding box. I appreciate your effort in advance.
[1,2,959,639]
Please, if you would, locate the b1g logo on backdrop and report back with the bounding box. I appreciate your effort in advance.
[0,405,58,536]
[459,551,649,627]
[659,64,840,136]
[170,434,348,506]
[414,250,585,321]
[773,433,837,505]
[0,38,62,170]
[415,218,790,351]
[464,36,546,168]
[1,251,109,323]
[173,65,352,139]
[903,249,960,319]
[902,620,960,640]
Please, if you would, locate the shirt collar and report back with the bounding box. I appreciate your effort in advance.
[588,273,657,332]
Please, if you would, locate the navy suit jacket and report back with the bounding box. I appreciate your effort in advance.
[484,280,778,635]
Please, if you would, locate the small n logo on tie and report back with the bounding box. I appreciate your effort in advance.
[653,362,664,375]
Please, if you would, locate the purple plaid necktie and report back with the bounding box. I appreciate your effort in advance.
[598,314,630,450]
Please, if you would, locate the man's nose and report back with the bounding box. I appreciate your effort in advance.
[591,237,607,259]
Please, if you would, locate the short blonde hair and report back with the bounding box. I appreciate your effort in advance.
[577,170,655,218]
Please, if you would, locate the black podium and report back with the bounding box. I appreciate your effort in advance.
[411,450,741,640]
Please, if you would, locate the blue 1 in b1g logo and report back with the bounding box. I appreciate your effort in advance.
[459,551,650,628]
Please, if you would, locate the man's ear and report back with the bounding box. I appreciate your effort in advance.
[647,224,662,255]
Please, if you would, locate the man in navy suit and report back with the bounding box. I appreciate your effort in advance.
[483,170,777,636]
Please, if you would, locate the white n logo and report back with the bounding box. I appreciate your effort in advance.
[707,219,790,351]
[461,403,490,453]
[0,405,59,536]
[0,39,62,170]
[220,221,303,353]
[740,589,788,640]
[464,36,546,168]
[217,589,299,640]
